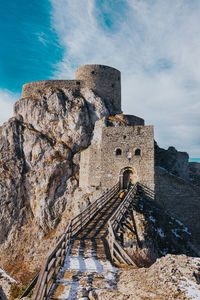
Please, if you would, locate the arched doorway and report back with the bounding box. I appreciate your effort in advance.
[119,167,136,189]
[123,169,133,189]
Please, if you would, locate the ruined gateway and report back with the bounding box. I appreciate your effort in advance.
[0,64,200,299]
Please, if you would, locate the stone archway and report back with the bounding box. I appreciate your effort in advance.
[119,167,137,189]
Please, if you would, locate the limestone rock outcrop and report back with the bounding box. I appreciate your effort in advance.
[189,162,200,182]
[0,69,199,299]
[0,86,114,285]
[121,190,196,268]
[89,254,200,299]
[155,142,189,180]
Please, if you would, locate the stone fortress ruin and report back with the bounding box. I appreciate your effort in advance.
[1,64,200,299]
[22,64,154,192]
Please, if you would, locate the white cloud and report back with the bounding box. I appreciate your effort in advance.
[50,0,200,157]
[0,89,18,125]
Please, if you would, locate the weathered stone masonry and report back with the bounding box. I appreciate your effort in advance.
[79,125,154,191]
[22,64,154,191]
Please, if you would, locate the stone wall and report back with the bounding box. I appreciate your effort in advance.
[79,125,154,191]
[76,64,121,114]
[22,64,122,115]
[155,143,189,180]
[101,126,154,190]
[155,166,200,247]
[22,80,85,98]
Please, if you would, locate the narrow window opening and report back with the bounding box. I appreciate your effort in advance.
[116,148,122,156]
[137,127,141,135]
[111,83,115,88]
[123,135,126,140]
[76,81,80,85]
[91,71,95,74]
[135,149,141,156]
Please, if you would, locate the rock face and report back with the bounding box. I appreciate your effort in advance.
[0,268,17,300]
[89,254,200,299]
[155,166,200,248]
[0,76,199,299]
[189,162,200,182]
[118,188,196,268]
[155,142,189,180]
[0,86,115,285]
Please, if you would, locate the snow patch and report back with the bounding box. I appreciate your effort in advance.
[149,215,156,223]
[180,277,200,300]
[172,229,181,238]
[0,267,16,283]
[157,228,165,238]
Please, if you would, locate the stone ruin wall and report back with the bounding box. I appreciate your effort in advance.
[22,64,122,115]
[155,167,200,247]
[79,125,154,191]
[100,126,154,190]
[22,80,85,98]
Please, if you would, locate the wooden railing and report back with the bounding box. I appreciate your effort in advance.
[137,183,155,200]
[70,182,120,238]
[107,185,138,266]
[31,182,120,300]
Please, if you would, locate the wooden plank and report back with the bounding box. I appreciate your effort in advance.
[38,282,47,300]
[47,257,56,271]
[114,240,136,266]
[61,256,65,265]
[55,256,61,267]
[56,248,62,258]
[35,271,48,300]
[47,268,55,283]
[122,222,136,234]
[46,280,54,298]
[113,247,128,265]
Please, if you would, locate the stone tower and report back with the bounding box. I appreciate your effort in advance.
[76,64,121,114]
[77,66,154,191]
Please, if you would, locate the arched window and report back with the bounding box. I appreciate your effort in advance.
[116,148,122,156]
[135,148,141,156]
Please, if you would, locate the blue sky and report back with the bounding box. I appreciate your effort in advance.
[0,0,199,158]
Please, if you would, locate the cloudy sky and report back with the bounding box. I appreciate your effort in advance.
[0,0,199,158]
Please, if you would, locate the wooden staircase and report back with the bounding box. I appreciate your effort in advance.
[48,191,123,299]
[22,183,139,299]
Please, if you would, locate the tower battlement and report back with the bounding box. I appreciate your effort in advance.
[21,64,121,113]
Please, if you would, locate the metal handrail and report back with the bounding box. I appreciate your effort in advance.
[30,182,120,299]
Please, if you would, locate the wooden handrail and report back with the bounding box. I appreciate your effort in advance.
[137,183,155,199]
[107,185,137,266]
[30,182,120,299]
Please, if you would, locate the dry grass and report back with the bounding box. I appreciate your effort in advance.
[52,284,66,298]
[3,258,37,285]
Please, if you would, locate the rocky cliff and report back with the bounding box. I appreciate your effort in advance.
[0,86,118,285]
[89,254,200,299]
[0,84,200,299]
[155,142,190,180]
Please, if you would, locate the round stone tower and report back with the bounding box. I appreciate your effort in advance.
[76,64,121,114]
